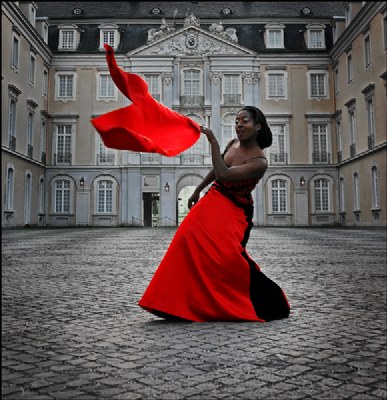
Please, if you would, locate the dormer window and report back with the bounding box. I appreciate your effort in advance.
[58,24,82,50]
[265,23,285,49]
[306,24,326,49]
[29,3,36,28]
[99,24,120,50]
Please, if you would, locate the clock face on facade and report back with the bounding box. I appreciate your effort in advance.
[186,35,198,49]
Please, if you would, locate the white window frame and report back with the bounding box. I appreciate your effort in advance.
[182,68,202,96]
[40,118,47,163]
[96,133,116,165]
[96,71,118,101]
[307,116,332,164]
[339,177,346,213]
[222,74,242,105]
[222,113,237,150]
[349,108,357,146]
[52,117,77,165]
[265,23,285,49]
[266,118,290,164]
[265,70,288,100]
[336,116,343,161]
[366,96,376,141]
[24,172,32,225]
[53,179,72,214]
[313,178,331,212]
[5,164,15,211]
[306,24,326,49]
[364,31,372,68]
[353,173,360,211]
[371,166,380,209]
[11,32,20,70]
[307,70,329,100]
[347,52,353,83]
[143,74,161,101]
[43,67,49,96]
[183,114,207,156]
[27,111,34,148]
[28,3,36,28]
[55,71,77,101]
[270,178,289,213]
[29,52,36,85]
[99,24,120,50]
[38,177,45,214]
[94,177,117,214]
[312,124,329,164]
[58,25,81,50]
[334,67,339,94]
[8,98,17,147]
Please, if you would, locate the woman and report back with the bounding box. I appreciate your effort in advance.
[139,106,290,322]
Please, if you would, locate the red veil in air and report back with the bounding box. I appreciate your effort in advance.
[91,44,200,156]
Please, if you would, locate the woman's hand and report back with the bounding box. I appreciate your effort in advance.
[188,192,200,209]
[200,126,218,145]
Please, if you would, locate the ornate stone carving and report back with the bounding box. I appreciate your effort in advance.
[242,72,260,85]
[209,72,222,85]
[209,22,238,43]
[161,72,175,85]
[146,18,176,43]
[184,11,200,27]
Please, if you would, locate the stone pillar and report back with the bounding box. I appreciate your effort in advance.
[128,169,142,225]
[210,72,222,140]
[160,169,176,226]
[161,72,174,108]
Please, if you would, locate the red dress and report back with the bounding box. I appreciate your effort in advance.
[139,177,291,322]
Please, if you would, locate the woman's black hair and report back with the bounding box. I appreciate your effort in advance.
[240,106,272,149]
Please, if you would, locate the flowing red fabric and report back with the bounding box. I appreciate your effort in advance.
[90,44,200,156]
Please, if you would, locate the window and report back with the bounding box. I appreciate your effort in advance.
[345,4,351,27]
[29,4,36,27]
[38,178,45,214]
[366,97,376,148]
[98,73,116,100]
[349,110,356,146]
[271,180,287,213]
[56,73,75,100]
[5,167,14,211]
[364,33,371,67]
[55,125,72,164]
[353,173,360,211]
[310,73,326,98]
[40,119,47,163]
[306,24,326,49]
[222,113,237,149]
[336,118,343,163]
[314,179,329,212]
[55,180,71,213]
[43,23,49,44]
[143,74,160,101]
[29,52,36,84]
[43,68,48,96]
[183,70,200,96]
[269,124,287,164]
[60,30,75,49]
[99,24,120,50]
[24,173,32,225]
[267,73,285,98]
[339,178,345,212]
[347,53,353,83]
[97,181,113,213]
[371,167,380,209]
[8,99,17,150]
[11,33,19,69]
[223,74,241,104]
[312,124,329,163]
[265,24,285,48]
[27,112,34,157]
[97,135,115,164]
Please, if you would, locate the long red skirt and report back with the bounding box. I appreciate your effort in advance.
[138,188,290,322]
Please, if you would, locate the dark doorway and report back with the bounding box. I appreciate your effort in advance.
[143,192,159,227]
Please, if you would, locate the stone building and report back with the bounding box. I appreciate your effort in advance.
[2,1,386,228]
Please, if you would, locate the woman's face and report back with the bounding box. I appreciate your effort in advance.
[234,110,260,141]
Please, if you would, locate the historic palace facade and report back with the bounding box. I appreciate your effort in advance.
[2,2,386,227]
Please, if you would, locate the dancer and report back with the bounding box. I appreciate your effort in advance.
[139,106,290,322]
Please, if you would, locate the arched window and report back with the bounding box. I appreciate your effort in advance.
[5,167,14,210]
[339,177,345,212]
[97,180,113,213]
[271,179,287,213]
[314,179,330,212]
[222,113,237,149]
[353,173,360,211]
[38,178,45,214]
[371,166,380,209]
[24,173,32,224]
[55,180,71,213]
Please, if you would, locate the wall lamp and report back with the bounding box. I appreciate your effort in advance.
[80,177,85,187]
[164,182,170,192]
[300,176,306,187]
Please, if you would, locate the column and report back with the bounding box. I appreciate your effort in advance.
[210,72,222,138]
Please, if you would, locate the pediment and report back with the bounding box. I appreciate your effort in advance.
[130,26,254,57]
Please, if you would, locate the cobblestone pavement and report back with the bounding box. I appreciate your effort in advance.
[2,227,386,400]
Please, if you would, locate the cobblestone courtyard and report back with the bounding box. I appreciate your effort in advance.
[2,227,386,399]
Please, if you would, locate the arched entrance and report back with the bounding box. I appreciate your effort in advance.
[176,173,206,225]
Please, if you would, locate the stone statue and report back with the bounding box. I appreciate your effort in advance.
[184,11,200,27]
[147,18,175,43]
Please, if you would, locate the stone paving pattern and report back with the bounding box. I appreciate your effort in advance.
[2,227,386,400]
